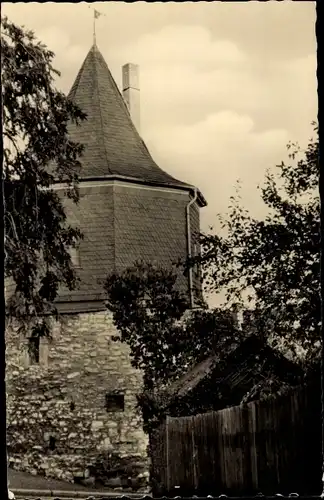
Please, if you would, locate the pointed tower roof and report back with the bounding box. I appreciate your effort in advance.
[67,45,206,206]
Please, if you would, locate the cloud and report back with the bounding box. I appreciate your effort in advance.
[104,23,316,232]
[110,24,316,140]
[144,111,290,228]
[37,26,70,52]
[138,65,267,128]
[37,26,85,66]
[114,25,247,68]
[109,25,254,127]
[3,2,317,310]
[3,4,317,234]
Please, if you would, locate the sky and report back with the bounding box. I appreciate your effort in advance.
[3,1,317,232]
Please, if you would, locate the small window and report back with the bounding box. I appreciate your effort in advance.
[28,337,40,364]
[49,436,56,451]
[70,246,81,268]
[105,392,124,412]
[26,336,49,367]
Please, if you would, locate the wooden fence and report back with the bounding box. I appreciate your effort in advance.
[150,383,322,496]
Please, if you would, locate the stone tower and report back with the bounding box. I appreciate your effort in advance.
[6,44,206,486]
[55,44,206,313]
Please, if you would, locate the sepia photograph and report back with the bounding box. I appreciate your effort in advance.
[2,1,320,499]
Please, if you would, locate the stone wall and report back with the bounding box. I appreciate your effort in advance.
[6,311,149,490]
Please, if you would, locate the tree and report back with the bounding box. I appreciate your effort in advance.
[104,261,239,392]
[2,17,86,335]
[105,262,240,433]
[104,262,188,391]
[197,124,320,362]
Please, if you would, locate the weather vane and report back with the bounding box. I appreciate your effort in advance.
[88,6,105,46]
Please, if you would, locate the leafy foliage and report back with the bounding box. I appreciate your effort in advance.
[104,262,189,390]
[104,262,239,392]
[105,262,243,433]
[197,125,320,360]
[2,17,86,334]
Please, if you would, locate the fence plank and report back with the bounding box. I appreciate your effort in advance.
[150,384,321,496]
[249,400,258,490]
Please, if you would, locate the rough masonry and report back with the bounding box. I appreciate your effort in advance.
[6,312,149,490]
[5,41,205,490]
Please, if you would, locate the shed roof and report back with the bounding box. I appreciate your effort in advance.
[161,334,304,404]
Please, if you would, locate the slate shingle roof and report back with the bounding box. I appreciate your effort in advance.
[161,334,304,404]
[55,184,192,309]
[67,44,206,205]
[53,45,206,311]
[54,184,115,305]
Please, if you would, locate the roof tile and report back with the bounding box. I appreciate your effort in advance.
[68,45,193,190]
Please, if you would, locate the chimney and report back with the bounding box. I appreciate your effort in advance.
[122,63,140,132]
